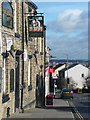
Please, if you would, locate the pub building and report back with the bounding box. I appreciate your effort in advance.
[0,1,46,119]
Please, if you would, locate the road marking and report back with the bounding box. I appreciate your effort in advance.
[70,112,75,120]
[66,101,75,120]
[68,101,84,120]
[73,107,84,120]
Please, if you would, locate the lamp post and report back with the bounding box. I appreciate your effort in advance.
[65,54,69,88]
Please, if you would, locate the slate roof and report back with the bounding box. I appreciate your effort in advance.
[59,63,79,72]
[54,63,65,69]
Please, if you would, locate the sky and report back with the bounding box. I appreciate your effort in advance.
[35,2,88,60]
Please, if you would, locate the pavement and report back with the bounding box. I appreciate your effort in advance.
[10,99,75,119]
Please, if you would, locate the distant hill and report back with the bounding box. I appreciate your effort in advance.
[50,59,88,64]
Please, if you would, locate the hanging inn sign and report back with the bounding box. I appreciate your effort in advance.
[28,16,44,37]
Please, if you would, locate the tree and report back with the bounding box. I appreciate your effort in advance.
[60,78,67,89]
[86,76,90,89]
[69,78,78,89]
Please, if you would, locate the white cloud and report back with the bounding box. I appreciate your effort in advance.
[48,9,87,33]
[47,31,88,60]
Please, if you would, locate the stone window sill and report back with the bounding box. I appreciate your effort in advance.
[2,94,10,103]
[28,85,32,91]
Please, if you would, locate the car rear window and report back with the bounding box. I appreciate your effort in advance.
[62,89,72,92]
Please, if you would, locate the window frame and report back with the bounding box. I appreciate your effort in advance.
[2,2,13,29]
[10,69,14,92]
[28,59,32,91]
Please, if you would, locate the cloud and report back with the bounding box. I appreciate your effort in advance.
[47,30,88,60]
[46,9,88,60]
[48,9,88,33]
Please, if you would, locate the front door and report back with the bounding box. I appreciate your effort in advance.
[15,56,20,110]
[36,74,43,107]
[36,74,39,107]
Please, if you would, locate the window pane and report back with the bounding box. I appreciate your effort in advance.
[10,69,14,92]
[2,2,13,28]
[2,2,13,13]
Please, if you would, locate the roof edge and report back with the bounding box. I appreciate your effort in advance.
[25,1,38,9]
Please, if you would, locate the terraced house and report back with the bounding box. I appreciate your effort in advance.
[0,0,46,119]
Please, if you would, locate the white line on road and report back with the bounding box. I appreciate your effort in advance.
[67,101,75,120]
[69,101,84,120]
[70,112,75,120]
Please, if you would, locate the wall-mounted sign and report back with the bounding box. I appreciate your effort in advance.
[28,16,44,37]
[45,68,55,73]
[6,37,12,51]
[2,2,13,29]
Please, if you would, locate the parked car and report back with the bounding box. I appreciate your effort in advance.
[61,88,74,99]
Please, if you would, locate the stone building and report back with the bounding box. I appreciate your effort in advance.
[45,46,51,67]
[0,0,46,119]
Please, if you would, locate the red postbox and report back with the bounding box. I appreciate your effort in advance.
[46,94,54,105]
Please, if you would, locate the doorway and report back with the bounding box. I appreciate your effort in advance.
[15,56,20,110]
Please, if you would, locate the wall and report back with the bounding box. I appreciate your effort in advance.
[0,1,45,118]
[65,64,89,89]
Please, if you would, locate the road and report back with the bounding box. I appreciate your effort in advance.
[5,93,90,120]
[68,93,90,120]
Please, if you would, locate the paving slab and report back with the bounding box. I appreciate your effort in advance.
[10,99,75,119]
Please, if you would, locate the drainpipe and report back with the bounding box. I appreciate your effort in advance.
[21,2,24,113]
[43,25,46,107]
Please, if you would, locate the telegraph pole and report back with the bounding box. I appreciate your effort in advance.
[62,53,69,88]
[66,54,69,88]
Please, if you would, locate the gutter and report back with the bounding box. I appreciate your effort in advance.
[25,1,38,9]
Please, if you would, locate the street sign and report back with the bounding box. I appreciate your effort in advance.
[45,68,55,73]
